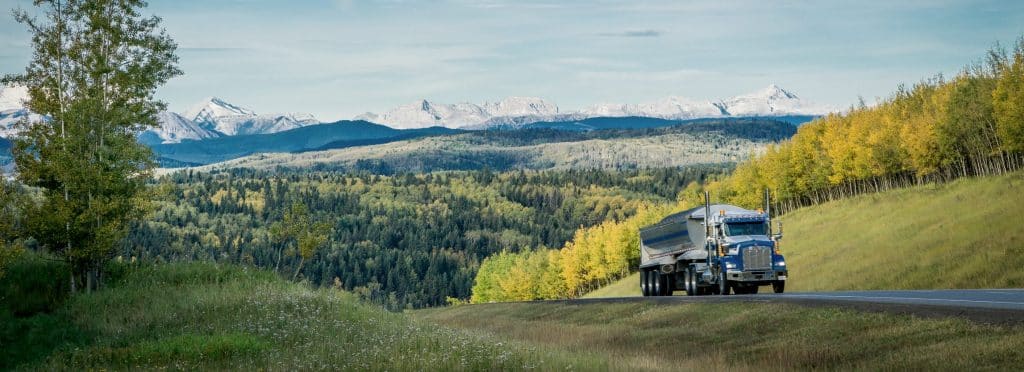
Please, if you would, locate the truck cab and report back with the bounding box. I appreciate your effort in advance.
[711,210,787,294]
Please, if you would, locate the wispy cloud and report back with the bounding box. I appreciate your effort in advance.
[599,29,661,38]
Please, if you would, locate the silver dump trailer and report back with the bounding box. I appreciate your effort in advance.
[639,191,788,296]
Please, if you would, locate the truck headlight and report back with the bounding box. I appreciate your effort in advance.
[775,261,786,267]
[725,262,736,269]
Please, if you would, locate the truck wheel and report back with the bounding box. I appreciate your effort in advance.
[685,268,695,296]
[718,271,731,295]
[662,273,673,296]
[640,270,649,296]
[748,286,759,295]
[772,281,785,294]
[652,271,662,296]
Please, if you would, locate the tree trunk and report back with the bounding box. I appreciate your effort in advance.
[292,257,305,281]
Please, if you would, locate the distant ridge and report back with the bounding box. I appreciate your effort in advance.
[358,85,837,130]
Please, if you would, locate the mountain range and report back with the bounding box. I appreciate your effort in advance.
[356,85,836,130]
[0,87,322,144]
[0,84,833,168]
[1,84,833,141]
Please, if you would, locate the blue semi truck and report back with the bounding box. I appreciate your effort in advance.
[639,190,787,296]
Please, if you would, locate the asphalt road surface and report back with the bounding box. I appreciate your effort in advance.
[775,289,1024,310]
[555,289,1024,324]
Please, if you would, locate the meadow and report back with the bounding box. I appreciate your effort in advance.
[0,257,600,370]
[418,300,1024,370]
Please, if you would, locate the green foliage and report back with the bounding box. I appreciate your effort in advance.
[0,179,26,280]
[5,0,181,291]
[994,38,1024,153]
[270,201,331,280]
[0,251,71,316]
[1,262,596,370]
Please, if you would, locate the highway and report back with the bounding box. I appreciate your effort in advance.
[774,289,1024,311]
[557,289,1024,324]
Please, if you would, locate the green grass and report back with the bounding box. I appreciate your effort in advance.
[0,260,602,370]
[582,272,641,298]
[781,171,1024,291]
[417,301,1024,370]
[585,171,1024,297]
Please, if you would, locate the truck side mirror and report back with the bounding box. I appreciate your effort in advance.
[773,222,783,241]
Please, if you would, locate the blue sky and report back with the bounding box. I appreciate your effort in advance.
[1,0,1023,121]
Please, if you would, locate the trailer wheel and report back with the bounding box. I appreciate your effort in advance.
[772,281,785,294]
[749,286,759,295]
[640,270,648,296]
[661,273,673,296]
[684,268,695,296]
[651,270,659,297]
[718,271,731,295]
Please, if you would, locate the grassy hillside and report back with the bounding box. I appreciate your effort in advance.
[0,258,595,370]
[418,301,1024,370]
[781,170,1024,291]
[585,171,1024,297]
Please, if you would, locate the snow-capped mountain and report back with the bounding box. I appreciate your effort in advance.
[720,84,828,117]
[579,96,727,120]
[0,85,34,138]
[359,85,836,130]
[1,90,320,144]
[141,111,223,144]
[186,97,319,136]
[356,97,559,129]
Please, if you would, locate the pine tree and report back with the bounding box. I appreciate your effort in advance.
[4,0,181,292]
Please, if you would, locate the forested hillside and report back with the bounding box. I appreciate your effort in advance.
[126,167,725,308]
[706,40,1024,212]
[206,119,794,173]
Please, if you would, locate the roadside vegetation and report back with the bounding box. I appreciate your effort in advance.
[418,301,1024,370]
[0,256,596,370]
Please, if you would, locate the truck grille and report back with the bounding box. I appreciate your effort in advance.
[743,246,772,271]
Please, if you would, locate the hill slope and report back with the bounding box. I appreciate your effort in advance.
[585,171,1024,297]
[0,260,592,370]
[199,119,795,173]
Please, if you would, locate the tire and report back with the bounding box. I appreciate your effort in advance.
[718,271,731,295]
[772,281,785,294]
[640,270,649,296]
[652,271,662,296]
[685,267,695,296]
[662,273,673,296]
[749,286,759,295]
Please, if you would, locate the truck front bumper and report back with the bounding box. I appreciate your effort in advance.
[726,270,787,282]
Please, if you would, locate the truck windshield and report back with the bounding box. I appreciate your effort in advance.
[724,221,767,236]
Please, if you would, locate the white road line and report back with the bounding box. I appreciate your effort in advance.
[783,294,1024,307]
